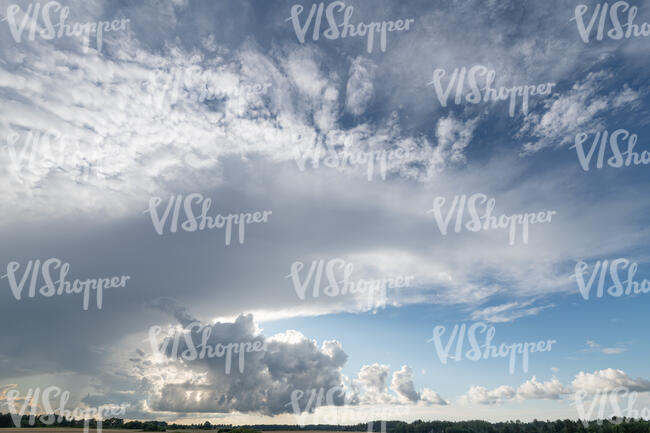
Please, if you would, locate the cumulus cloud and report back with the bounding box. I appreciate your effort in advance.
[572,369,650,394]
[460,370,650,407]
[354,363,393,405]
[517,376,571,400]
[421,388,448,406]
[347,363,446,407]
[387,365,447,405]
[130,299,350,416]
[390,365,421,404]
[132,306,441,416]
[459,385,516,405]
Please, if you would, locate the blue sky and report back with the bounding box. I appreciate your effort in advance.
[0,0,649,426]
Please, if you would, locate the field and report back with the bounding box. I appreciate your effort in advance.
[0,430,348,433]
[0,430,139,433]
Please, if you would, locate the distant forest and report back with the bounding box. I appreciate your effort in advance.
[1,414,649,433]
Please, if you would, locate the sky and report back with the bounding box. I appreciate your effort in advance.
[0,0,650,426]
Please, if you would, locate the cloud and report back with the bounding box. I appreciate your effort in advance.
[518,71,640,154]
[420,388,448,406]
[459,385,516,405]
[612,85,640,109]
[517,376,571,400]
[572,369,650,394]
[132,308,441,416]
[431,115,478,169]
[136,310,348,416]
[345,57,377,116]
[460,370,650,407]
[471,300,553,323]
[388,365,447,406]
[354,363,393,405]
[583,340,627,355]
[0,33,492,224]
[390,365,420,403]
[1,0,650,424]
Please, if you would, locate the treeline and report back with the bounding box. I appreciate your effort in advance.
[381,419,650,433]
[0,414,171,431]
[1,414,650,433]
[231,420,650,433]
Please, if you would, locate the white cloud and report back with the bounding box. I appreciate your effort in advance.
[133,308,350,416]
[345,57,377,116]
[517,376,571,400]
[459,370,650,408]
[471,300,553,323]
[0,36,493,225]
[583,340,627,355]
[572,369,650,394]
[612,85,640,108]
[390,365,420,403]
[432,115,478,169]
[420,388,448,406]
[355,363,393,404]
[351,364,446,406]
[459,385,516,405]
[519,71,639,154]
